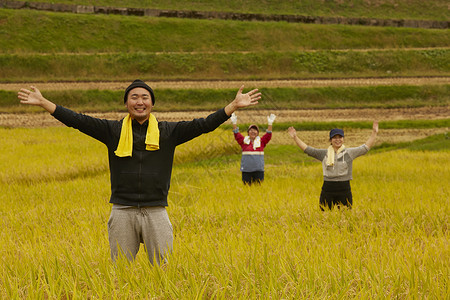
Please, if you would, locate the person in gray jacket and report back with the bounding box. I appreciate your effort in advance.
[287,122,378,210]
[18,80,261,264]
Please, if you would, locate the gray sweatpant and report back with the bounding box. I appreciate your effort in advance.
[107,204,173,264]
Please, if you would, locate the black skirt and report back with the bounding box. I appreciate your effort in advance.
[319,180,352,210]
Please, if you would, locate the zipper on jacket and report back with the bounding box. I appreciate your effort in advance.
[138,124,144,202]
[138,150,142,203]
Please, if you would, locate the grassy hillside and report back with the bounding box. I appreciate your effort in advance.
[1,85,449,113]
[0,9,449,83]
[20,0,450,20]
[2,10,449,54]
[0,2,448,114]
[1,49,449,82]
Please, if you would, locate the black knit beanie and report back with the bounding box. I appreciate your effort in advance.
[123,79,155,104]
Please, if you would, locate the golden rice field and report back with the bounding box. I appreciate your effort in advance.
[0,127,448,299]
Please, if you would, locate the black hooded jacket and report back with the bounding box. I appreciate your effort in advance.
[52,105,229,207]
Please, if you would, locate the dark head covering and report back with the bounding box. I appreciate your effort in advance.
[124,79,155,104]
[329,128,344,139]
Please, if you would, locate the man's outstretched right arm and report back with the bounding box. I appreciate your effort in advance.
[18,86,115,145]
[18,86,56,114]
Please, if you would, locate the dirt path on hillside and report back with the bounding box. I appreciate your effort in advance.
[2,77,448,145]
[1,106,448,128]
[1,108,447,147]
[2,77,449,91]
[2,76,449,126]
[2,106,448,146]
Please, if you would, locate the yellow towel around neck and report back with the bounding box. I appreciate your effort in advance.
[114,113,159,157]
[326,145,345,167]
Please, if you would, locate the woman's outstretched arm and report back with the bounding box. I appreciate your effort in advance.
[288,126,308,151]
[365,121,379,149]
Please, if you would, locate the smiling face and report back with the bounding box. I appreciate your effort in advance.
[125,87,153,123]
[248,128,259,140]
[330,134,344,150]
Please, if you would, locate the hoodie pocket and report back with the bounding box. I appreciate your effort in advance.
[323,156,348,178]
[336,160,349,177]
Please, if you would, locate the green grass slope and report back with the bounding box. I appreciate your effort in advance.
[20,0,450,21]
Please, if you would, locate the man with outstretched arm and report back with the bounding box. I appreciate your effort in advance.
[18,80,261,264]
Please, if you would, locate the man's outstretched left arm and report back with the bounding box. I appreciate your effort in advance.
[224,85,261,116]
